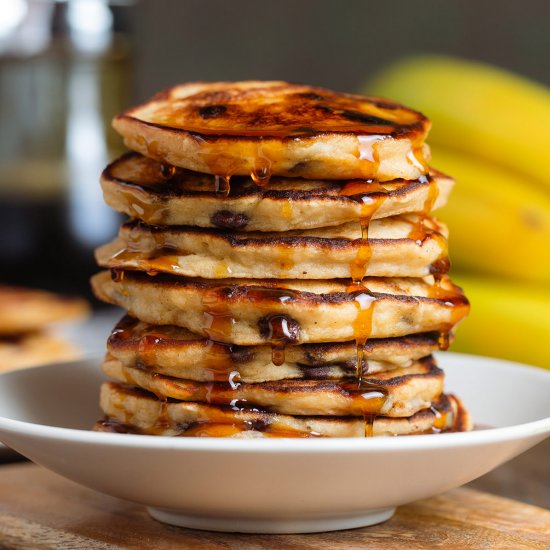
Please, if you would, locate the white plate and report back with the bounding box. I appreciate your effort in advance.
[0,353,548,534]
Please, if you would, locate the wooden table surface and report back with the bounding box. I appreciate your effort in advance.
[0,439,549,549]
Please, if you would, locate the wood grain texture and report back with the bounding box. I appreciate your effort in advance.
[0,463,549,549]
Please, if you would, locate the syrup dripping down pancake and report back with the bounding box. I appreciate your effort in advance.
[91,270,469,345]
[106,316,447,383]
[96,383,472,438]
[112,81,430,181]
[96,215,449,280]
[102,355,443,418]
[101,153,453,231]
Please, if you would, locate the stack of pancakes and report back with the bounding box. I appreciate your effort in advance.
[91,81,471,437]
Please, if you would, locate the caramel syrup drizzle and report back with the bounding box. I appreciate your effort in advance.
[347,285,377,386]
[338,179,391,436]
[338,180,389,282]
[201,286,236,343]
[429,402,448,433]
[364,414,375,438]
[214,175,231,196]
[425,273,468,351]
[264,314,295,366]
[407,175,439,244]
[192,135,276,193]
[250,143,273,187]
[201,284,301,375]
[345,285,389,436]
[248,287,301,367]
[112,317,242,383]
[183,418,323,438]
[406,176,460,351]
[111,138,437,438]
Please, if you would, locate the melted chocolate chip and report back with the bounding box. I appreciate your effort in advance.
[245,418,270,432]
[258,314,301,344]
[229,345,255,364]
[211,210,250,229]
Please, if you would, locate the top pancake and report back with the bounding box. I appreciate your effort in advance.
[113,81,431,181]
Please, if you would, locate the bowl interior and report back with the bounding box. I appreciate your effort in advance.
[0,357,103,429]
[0,353,549,432]
[440,353,550,427]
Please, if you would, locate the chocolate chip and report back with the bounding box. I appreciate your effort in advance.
[211,210,250,229]
[230,345,255,364]
[245,418,270,432]
[258,314,301,344]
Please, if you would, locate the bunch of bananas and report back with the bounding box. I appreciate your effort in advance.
[367,56,550,369]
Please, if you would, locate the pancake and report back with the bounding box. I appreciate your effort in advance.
[91,270,469,345]
[101,153,454,231]
[0,286,88,336]
[107,316,446,382]
[102,355,443,418]
[96,215,449,279]
[96,383,471,437]
[0,332,79,372]
[112,81,431,181]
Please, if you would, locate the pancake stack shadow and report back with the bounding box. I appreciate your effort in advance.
[91,81,471,437]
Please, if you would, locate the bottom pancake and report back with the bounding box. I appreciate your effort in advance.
[96,382,471,438]
[102,355,444,417]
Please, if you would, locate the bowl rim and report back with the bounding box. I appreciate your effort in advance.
[0,352,549,454]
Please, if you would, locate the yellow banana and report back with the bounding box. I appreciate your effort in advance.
[431,147,550,285]
[367,55,550,190]
[450,274,550,370]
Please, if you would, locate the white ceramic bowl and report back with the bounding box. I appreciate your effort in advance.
[0,353,549,534]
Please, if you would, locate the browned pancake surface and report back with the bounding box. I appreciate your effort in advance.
[91,271,469,345]
[96,215,449,279]
[106,316,445,382]
[96,383,472,438]
[102,154,453,231]
[103,355,443,417]
[113,81,431,181]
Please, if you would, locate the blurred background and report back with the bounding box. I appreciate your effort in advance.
[0,0,549,368]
